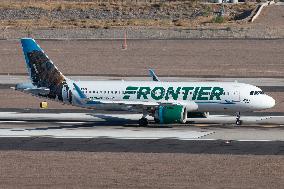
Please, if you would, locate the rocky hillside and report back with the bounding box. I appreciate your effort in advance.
[0,0,256,29]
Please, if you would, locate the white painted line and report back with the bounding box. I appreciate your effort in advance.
[56,122,86,124]
[0,128,214,140]
[0,121,26,123]
[236,139,274,142]
[0,135,279,142]
[0,135,31,138]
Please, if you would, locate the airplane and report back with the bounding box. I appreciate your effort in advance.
[15,38,276,126]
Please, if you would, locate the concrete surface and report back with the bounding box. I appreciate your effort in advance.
[0,111,283,141]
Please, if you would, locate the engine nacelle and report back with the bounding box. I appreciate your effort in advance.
[155,105,187,124]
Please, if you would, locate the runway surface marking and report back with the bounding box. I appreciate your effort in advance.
[0,112,283,141]
[0,128,214,140]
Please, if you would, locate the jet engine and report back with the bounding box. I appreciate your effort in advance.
[154,102,198,124]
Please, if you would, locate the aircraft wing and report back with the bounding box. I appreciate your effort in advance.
[86,100,158,106]
[85,97,193,108]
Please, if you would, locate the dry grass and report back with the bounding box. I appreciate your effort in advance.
[0,1,99,11]
[0,0,256,29]
[0,18,219,29]
[0,0,197,11]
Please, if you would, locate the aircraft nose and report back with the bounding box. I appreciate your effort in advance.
[266,96,275,108]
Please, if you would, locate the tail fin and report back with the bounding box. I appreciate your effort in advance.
[21,38,67,100]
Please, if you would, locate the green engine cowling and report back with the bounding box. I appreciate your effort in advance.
[157,105,187,124]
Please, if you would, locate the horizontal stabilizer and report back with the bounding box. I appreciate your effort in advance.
[15,83,50,95]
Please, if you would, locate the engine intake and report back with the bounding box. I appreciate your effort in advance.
[156,105,187,124]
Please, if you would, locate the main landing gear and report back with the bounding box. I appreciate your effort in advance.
[235,112,242,126]
[138,108,149,127]
[138,117,148,127]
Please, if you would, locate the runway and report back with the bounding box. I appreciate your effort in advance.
[0,111,283,155]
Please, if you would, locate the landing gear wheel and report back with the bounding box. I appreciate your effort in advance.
[236,119,242,126]
[138,117,148,127]
[235,112,242,126]
[154,118,160,124]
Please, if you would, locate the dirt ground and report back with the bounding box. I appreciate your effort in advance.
[0,151,282,189]
[0,39,283,77]
[0,89,79,109]
[251,5,284,30]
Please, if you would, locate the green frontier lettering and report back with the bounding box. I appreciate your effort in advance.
[123,86,138,99]
[197,87,212,100]
[137,87,151,99]
[123,86,224,101]
[209,87,224,100]
[181,87,194,100]
[165,87,181,100]
[192,87,200,100]
[151,87,165,100]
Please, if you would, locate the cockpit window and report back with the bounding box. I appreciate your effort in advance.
[250,91,264,95]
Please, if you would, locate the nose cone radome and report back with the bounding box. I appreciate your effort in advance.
[265,96,275,109]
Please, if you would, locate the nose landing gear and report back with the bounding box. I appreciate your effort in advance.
[236,112,242,126]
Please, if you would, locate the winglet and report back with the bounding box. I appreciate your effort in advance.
[149,69,160,82]
[73,83,87,99]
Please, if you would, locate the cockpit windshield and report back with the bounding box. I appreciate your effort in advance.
[250,91,264,95]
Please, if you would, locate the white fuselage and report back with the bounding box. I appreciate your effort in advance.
[65,80,275,112]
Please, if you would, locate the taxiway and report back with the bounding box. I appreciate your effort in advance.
[0,111,283,155]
